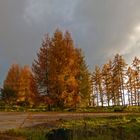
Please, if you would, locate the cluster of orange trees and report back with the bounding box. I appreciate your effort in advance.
[1,29,91,109]
[1,29,140,109]
[92,55,140,107]
[2,65,38,106]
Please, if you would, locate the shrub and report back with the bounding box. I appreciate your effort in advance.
[46,128,73,140]
[124,106,140,112]
[114,106,125,112]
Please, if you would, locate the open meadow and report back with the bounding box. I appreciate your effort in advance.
[0,112,140,140]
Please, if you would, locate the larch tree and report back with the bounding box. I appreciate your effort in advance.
[126,67,135,106]
[32,29,89,109]
[75,49,92,107]
[4,64,21,93]
[92,65,104,107]
[131,57,140,105]
[47,29,66,107]
[56,31,81,108]
[112,54,127,106]
[18,66,38,106]
[32,34,50,96]
[29,73,39,105]
[2,64,21,104]
[102,61,112,106]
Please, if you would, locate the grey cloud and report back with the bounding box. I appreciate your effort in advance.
[0,0,78,83]
[24,0,77,28]
[1,0,140,83]
[72,0,140,67]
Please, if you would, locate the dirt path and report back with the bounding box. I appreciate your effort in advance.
[0,112,139,131]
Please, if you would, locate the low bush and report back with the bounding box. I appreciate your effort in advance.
[113,106,125,112]
[46,128,72,140]
[124,106,140,112]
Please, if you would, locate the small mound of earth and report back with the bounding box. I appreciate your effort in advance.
[27,120,63,129]
[129,118,137,123]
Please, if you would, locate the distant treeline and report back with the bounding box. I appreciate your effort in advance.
[92,54,140,107]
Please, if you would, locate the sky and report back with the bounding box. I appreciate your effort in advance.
[1,0,140,84]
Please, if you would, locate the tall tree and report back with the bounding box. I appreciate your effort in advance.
[4,64,21,93]
[112,54,127,106]
[18,66,38,106]
[32,29,89,109]
[92,65,104,107]
[32,34,50,95]
[3,64,21,104]
[75,49,91,107]
[131,57,140,105]
[126,67,135,106]
[102,61,112,106]
[47,29,65,107]
[29,73,39,105]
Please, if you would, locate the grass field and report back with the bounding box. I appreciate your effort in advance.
[1,114,140,140]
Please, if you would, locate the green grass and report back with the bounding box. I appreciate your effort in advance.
[2,115,140,140]
[2,128,49,140]
[1,104,140,113]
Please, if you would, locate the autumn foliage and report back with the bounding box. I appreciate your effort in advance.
[32,29,91,109]
[92,54,140,107]
[2,29,140,109]
[2,64,38,106]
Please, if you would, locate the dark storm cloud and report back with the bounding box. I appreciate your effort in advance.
[1,0,140,83]
[0,0,28,82]
[0,0,78,83]
[72,0,140,67]
[0,0,39,66]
